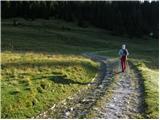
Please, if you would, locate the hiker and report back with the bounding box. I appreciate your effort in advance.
[118,44,129,72]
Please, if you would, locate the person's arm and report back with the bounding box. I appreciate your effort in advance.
[126,49,129,56]
[119,49,122,58]
[126,49,129,60]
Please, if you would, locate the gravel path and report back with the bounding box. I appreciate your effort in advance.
[92,61,145,119]
[34,54,144,119]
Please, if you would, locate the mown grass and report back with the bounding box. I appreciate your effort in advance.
[1,52,99,118]
[1,18,159,118]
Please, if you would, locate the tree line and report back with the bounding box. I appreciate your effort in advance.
[1,1,159,38]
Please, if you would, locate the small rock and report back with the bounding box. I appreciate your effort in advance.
[79,111,86,116]
[68,97,73,100]
[125,101,130,104]
[50,104,56,110]
[99,85,103,89]
[65,111,70,116]
[123,115,129,119]
[131,108,137,112]
[109,104,115,108]
[82,98,87,102]
[93,107,99,111]
[113,97,116,100]
[43,114,47,118]
[70,107,74,111]
[43,111,47,115]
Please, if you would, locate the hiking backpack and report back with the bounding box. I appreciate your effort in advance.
[122,49,127,56]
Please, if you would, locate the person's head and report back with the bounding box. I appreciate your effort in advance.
[122,44,126,49]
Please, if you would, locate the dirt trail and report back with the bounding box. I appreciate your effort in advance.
[92,61,145,119]
[34,53,144,119]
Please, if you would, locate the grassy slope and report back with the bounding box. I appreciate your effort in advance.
[1,18,159,118]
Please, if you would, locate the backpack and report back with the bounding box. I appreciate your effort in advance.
[122,49,127,56]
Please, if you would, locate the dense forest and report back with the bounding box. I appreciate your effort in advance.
[1,1,159,38]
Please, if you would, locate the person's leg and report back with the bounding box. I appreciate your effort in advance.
[121,57,124,72]
[123,57,126,71]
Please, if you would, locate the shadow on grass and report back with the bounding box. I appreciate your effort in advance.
[48,75,90,85]
[10,90,20,95]
[2,61,95,70]
[113,71,122,75]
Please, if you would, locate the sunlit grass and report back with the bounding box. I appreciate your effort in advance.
[1,52,99,118]
[130,60,159,118]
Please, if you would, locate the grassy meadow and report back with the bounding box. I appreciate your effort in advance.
[1,18,159,118]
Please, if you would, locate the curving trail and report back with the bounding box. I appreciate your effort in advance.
[34,53,145,119]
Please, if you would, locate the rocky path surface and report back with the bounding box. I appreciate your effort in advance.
[91,61,145,119]
[34,53,144,119]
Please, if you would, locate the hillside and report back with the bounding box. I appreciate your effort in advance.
[1,18,159,118]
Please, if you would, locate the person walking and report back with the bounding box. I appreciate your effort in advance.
[119,44,129,72]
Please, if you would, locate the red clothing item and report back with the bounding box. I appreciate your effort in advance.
[121,56,127,72]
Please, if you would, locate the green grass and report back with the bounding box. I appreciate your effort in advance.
[130,60,159,118]
[1,18,159,118]
[2,18,151,53]
[1,52,99,118]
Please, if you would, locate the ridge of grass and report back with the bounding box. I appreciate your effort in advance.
[130,60,159,119]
